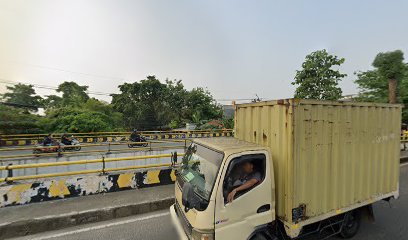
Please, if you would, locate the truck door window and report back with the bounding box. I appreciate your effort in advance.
[223,154,266,204]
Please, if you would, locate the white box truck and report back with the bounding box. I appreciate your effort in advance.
[170,99,401,240]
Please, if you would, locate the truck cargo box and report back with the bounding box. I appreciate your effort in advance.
[234,99,401,230]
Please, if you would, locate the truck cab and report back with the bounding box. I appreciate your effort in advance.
[170,137,275,240]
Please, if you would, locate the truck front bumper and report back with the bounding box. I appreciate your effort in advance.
[170,204,189,240]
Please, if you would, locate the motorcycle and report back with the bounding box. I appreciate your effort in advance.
[32,142,61,154]
[60,138,81,152]
[128,136,148,148]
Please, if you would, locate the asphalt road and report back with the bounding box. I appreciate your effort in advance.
[10,164,408,240]
[10,210,176,240]
[0,140,185,158]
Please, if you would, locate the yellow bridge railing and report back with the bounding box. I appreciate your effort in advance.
[0,140,189,160]
[0,153,184,183]
[0,129,231,138]
[0,129,233,146]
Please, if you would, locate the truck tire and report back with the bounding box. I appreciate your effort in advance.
[339,210,361,239]
[250,233,268,240]
[250,231,280,240]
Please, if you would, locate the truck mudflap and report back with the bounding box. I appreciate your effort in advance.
[170,204,189,240]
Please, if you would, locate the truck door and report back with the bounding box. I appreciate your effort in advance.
[214,152,274,240]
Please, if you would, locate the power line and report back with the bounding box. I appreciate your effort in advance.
[5,61,126,82]
[0,78,263,102]
[2,62,250,100]
[0,61,260,101]
[0,78,259,102]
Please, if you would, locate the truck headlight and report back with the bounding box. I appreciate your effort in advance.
[191,228,214,240]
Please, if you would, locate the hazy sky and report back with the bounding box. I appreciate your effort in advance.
[0,0,407,103]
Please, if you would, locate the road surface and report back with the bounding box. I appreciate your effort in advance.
[11,163,408,240]
[11,210,176,240]
[0,140,185,158]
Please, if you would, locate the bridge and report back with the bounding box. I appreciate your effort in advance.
[0,130,407,240]
[0,130,232,207]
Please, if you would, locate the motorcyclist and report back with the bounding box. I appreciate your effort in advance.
[61,133,72,145]
[130,129,141,142]
[43,133,53,146]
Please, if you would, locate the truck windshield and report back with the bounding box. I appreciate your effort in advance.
[179,143,224,202]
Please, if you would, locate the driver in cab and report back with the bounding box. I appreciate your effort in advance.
[227,161,261,203]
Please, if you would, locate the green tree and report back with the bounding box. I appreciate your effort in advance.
[372,50,405,103]
[183,87,222,122]
[354,70,388,102]
[40,107,120,133]
[112,76,222,130]
[57,81,89,107]
[83,98,124,129]
[1,84,42,112]
[355,51,408,123]
[0,104,43,134]
[42,95,63,110]
[165,79,188,121]
[112,76,170,129]
[292,49,346,100]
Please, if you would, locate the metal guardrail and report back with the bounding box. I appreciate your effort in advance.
[0,130,233,146]
[0,139,189,151]
[0,140,189,160]
[0,153,184,183]
[0,129,231,137]
[0,129,232,140]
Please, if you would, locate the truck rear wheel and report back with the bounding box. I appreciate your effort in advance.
[339,210,361,239]
[251,233,268,240]
[251,232,278,240]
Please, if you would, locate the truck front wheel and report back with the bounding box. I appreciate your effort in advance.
[339,210,361,239]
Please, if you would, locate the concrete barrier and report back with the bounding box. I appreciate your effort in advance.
[0,167,175,208]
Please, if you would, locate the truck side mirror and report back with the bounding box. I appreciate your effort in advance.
[182,182,193,212]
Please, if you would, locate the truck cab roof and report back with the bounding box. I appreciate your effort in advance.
[193,137,267,154]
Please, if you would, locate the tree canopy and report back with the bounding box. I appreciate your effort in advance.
[354,70,388,102]
[292,49,346,100]
[373,50,405,81]
[0,105,43,134]
[355,50,408,122]
[1,84,42,112]
[372,50,405,103]
[0,77,224,134]
[57,81,90,107]
[111,76,222,130]
[39,107,122,133]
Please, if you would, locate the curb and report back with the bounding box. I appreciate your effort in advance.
[0,197,174,240]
